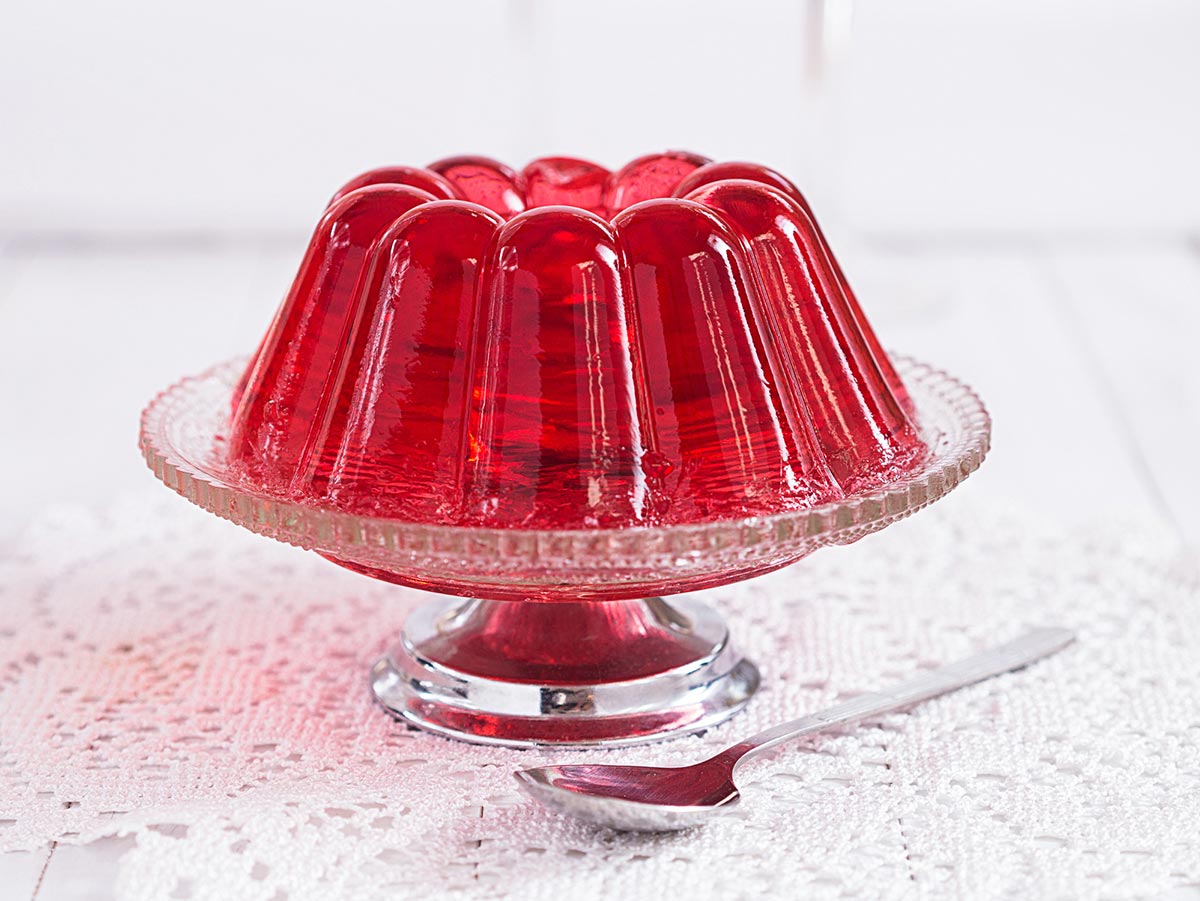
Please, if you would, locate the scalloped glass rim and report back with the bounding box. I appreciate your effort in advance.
[139,356,990,600]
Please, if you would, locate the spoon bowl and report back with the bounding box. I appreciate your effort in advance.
[514,751,744,831]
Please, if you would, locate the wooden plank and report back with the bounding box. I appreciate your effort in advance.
[0,235,28,311]
[848,243,1163,525]
[31,838,132,901]
[0,846,52,901]
[1047,243,1200,545]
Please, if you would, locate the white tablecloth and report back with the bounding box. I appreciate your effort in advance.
[1,493,1197,900]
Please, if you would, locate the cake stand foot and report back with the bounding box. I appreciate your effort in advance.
[371,595,760,748]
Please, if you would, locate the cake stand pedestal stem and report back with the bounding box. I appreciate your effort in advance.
[371,595,761,748]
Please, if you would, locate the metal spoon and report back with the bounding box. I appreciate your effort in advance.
[514,628,1074,832]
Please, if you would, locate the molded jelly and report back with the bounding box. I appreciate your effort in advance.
[228,153,924,528]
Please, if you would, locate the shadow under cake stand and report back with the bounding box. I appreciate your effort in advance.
[140,356,989,748]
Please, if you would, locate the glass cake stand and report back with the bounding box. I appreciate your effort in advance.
[140,356,989,748]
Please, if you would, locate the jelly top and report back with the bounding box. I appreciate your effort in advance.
[227,152,924,529]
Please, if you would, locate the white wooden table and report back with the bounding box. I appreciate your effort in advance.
[1,232,1198,899]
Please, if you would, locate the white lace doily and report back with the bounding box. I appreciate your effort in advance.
[1,492,1198,900]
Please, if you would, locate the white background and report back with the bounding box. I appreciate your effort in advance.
[4,0,1199,235]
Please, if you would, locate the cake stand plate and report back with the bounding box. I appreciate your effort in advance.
[140,356,989,747]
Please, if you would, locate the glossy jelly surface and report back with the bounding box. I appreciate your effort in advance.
[228,153,924,528]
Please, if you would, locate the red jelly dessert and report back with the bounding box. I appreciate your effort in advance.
[229,152,924,528]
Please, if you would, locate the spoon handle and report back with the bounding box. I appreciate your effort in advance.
[733,628,1074,763]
